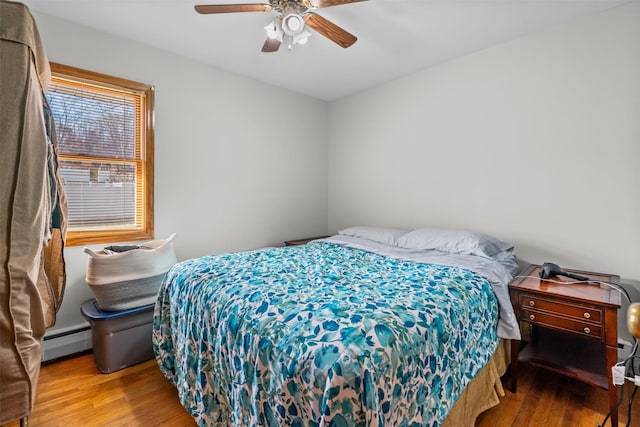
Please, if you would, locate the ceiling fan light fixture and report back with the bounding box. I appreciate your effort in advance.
[282,13,305,36]
[293,29,312,45]
[264,18,283,41]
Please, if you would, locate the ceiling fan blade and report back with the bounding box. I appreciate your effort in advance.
[308,0,367,8]
[262,37,282,53]
[194,4,272,14]
[304,12,357,48]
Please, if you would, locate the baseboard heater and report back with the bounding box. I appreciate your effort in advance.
[42,324,93,362]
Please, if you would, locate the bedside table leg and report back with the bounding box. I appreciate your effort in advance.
[606,345,619,427]
[510,339,519,393]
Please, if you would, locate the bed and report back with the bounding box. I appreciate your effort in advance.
[153,227,521,427]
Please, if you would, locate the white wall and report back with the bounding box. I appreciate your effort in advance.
[327,3,640,346]
[328,3,640,284]
[33,12,328,339]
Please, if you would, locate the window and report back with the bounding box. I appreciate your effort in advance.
[47,63,154,246]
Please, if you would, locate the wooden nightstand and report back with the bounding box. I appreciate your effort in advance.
[509,264,621,426]
[283,236,329,246]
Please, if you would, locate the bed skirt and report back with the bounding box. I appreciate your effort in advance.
[442,339,509,427]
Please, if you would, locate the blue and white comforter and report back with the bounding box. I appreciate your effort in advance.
[153,242,501,427]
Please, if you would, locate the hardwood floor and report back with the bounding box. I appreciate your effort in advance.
[2,352,194,427]
[1,351,638,426]
[477,365,639,427]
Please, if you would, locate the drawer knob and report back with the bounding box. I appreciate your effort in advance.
[529,314,535,321]
[583,312,591,319]
[584,327,591,334]
[529,301,535,307]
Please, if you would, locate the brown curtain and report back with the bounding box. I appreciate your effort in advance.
[0,1,67,423]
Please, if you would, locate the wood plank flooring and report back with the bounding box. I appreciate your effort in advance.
[2,351,638,426]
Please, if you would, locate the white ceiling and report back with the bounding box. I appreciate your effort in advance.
[22,0,631,101]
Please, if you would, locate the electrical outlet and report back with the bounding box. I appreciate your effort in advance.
[612,365,626,385]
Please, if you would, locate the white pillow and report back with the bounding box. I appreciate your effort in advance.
[395,228,513,259]
[338,226,409,246]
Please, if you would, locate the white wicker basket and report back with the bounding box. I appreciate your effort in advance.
[84,234,177,311]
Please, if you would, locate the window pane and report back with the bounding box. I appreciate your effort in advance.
[48,62,154,246]
[47,85,137,159]
[60,160,138,229]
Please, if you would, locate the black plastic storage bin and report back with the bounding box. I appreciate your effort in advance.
[80,299,155,373]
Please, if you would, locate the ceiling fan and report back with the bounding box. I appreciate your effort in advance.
[194,0,367,52]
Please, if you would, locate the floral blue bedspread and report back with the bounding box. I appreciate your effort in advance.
[153,242,499,427]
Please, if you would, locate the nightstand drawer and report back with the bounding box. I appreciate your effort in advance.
[518,294,602,324]
[521,308,602,338]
